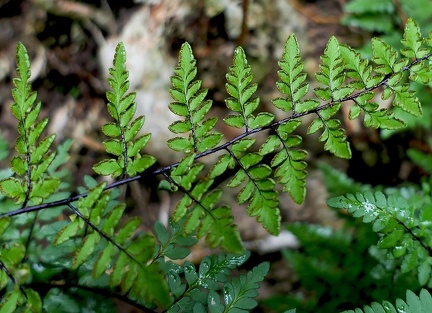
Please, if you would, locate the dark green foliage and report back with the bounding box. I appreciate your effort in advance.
[165,252,269,313]
[0,15,432,313]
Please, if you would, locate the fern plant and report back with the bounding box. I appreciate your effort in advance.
[0,16,432,312]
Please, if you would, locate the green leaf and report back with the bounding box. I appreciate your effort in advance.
[197,133,223,151]
[418,261,431,286]
[54,219,83,245]
[126,154,156,176]
[115,216,141,245]
[372,38,398,74]
[307,118,324,134]
[401,18,428,58]
[223,115,245,128]
[208,154,232,178]
[377,229,404,249]
[0,178,25,200]
[392,84,422,117]
[93,159,123,177]
[248,112,275,129]
[73,232,100,269]
[124,116,145,142]
[0,290,20,313]
[102,122,121,137]
[169,102,188,117]
[231,138,255,158]
[10,156,26,176]
[103,204,126,236]
[295,99,320,114]
[0,217,11,236]
[259,135,280,155]
[31,134,56,163]
[223,262,269,312]
[27,117,49,146]
[128,133,151,157]
[169,120,192,134]
[93,243,115,279]
[29,176,60,201]
[167,137,193,152]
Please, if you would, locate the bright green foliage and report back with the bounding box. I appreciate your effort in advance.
[0,43,60,205]
[328,189,432,286]
[273,34,319,114]
[341,289,432,313]
[168,42,223,153]
[93,42,156,177]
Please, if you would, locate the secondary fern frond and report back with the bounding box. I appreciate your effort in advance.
[93,42,156,177]
[212,262,270,313]
[341,289,432,313]
[168,42,223,153]
[327,190,432,286]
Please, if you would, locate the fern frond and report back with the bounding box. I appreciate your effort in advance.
[268,34,310,204]
[168,42,223,153]
[0,42,60,206]
[224,46,275,130]
[310,36,352,159]
[341,289,432,313]
[93,42,156,178]
[327,190,432,286]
